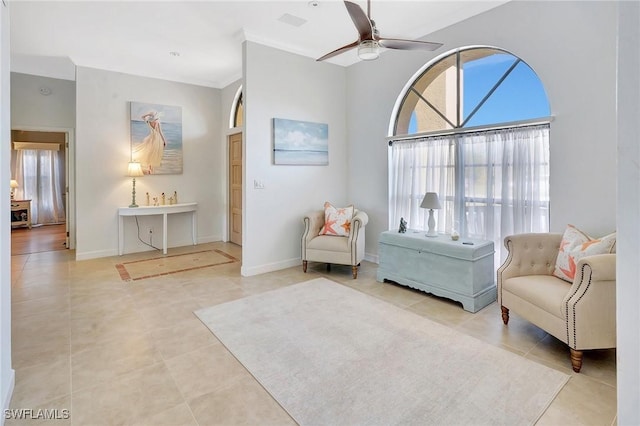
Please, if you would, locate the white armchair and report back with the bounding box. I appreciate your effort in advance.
[302,209,368,279]
[498,233,616,372]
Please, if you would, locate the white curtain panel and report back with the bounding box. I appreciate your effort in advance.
[13,149,66,225]
[390,124,550,266]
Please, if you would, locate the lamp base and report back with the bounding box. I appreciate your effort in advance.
[129,177,139,208]
[425,208,438,237]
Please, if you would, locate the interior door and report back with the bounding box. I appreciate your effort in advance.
[228,132,242,246]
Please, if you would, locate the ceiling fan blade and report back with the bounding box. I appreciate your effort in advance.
[378,38,443,51]
[316,40,360,61]
[344,1,373,40]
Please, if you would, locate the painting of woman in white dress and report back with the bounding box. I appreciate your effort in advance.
[130,102,182,175]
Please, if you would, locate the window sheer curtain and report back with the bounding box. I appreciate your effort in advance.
[12,149,66,225]
[390,124,550,266]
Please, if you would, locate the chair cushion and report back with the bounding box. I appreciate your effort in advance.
[553,224,616,282]
[502,275,570,318]
[307,235,350,253]
[319,202,354,236]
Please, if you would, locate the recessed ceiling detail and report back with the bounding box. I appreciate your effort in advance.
[277,13,307,27]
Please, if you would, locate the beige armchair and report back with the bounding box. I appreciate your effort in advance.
[497,233,616,372]
[302,210,368,279]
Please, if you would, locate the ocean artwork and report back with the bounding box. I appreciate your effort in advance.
[130,102,183,175]
[273,118,328,165]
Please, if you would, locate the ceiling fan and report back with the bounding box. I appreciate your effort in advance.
[317,0,443,62]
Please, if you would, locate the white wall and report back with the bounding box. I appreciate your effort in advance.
[242,41,348,275]
[10,72,75,128]
[616,2,640,423]
[75,67,223,259]
[347,0,618,258]
[0,2,15,420]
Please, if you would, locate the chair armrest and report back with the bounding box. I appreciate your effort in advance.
[348,210,368,265]
[302,210,324,243]
[564,253,616,349]
[348,210,368,241]
[352,210,369,229]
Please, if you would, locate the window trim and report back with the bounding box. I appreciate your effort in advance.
[387,116,554,145]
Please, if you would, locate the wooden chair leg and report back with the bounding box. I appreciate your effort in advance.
[570,348,583,373]
[352,265,358,279]
[501,306,510,325]
[302,260,307,273]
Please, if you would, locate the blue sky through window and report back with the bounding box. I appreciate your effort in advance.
[463,55,550,127]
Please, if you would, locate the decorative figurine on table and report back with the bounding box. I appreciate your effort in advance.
[168,196,174,205]
[145,192,150,206]
[174,191,178,204]
[398,217,407,233]
[152,197,159,206]
[161,192,166,205]
[451,221,460,241]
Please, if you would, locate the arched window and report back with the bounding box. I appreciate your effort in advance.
[231,87,243,128]
[389,47,551,265]
[394,47,550,135]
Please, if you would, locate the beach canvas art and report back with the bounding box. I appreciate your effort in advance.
[130,102,183,175]
[273,118,328,165]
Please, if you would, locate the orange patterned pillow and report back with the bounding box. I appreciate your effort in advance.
[553,225,616,282]
[319,202,354,237]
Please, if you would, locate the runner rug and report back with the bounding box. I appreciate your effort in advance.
[195,277,569,426]
[116,249,237,281]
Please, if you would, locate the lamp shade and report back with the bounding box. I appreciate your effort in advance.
[127,162,144,177]
[10,180,18,189]
[420,192,441,210]
[358,40,380,61]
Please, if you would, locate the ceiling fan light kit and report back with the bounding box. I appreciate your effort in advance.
[317,0,443,62]
[358,40,379,61]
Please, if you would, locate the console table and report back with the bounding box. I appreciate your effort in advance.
[377,230,495,312]
[10,199,32,229]
[118,202,197,255]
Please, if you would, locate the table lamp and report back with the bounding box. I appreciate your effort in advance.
[10,180,18,200]
[127,162,144,208]
[420,192,441,237]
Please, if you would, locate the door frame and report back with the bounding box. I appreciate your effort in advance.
[10,125,76,250]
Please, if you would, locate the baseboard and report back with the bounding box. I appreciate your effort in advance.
[197,235,222,244]
[241,257,301,277]
[365,252,379,264]
[75,248,118,261]
[76,237,222,261]
[1,368,15,426]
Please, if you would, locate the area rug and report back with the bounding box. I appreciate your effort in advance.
[116,249,238,281]
[195,277,569,426]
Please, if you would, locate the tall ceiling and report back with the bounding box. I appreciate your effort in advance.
[9,0,507,89]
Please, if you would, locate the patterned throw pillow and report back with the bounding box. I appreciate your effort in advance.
[553,224,616,282]
[319,202,354,237]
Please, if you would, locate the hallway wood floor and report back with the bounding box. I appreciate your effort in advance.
[11,223,67,255]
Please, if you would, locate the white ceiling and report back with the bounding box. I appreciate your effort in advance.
[9,0,508,89]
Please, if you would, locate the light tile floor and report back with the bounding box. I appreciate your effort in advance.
[8,242,616,425]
